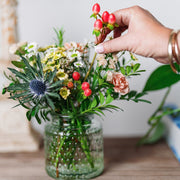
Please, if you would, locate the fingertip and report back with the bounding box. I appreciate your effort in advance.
[95,43,105,54]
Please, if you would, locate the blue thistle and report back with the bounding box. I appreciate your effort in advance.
[30,79,47,96]
[4,54,62,123]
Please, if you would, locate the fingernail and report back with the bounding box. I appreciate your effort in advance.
[95,44,104,53]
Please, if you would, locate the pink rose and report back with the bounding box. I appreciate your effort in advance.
[112,73,130,95]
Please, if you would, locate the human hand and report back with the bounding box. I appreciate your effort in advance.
[95,6,172,64]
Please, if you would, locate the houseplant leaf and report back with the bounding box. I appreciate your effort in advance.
[143,64,180,92]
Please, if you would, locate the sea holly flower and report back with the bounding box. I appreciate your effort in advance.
[29,79,47,97]
[56,69,68,80]
[60,87,71,100]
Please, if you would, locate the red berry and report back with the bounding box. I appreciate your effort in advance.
[92,3,100,15]
[108,13,116,24]
[81,82,90,91]
[102,11,109,23]
[94,19,103,30]
[84,88,92,97]
[67,82,73,88]
[72,72,80,81]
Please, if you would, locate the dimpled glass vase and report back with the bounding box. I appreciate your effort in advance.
[44,114,104,180]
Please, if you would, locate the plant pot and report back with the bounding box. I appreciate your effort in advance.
[44,114,104,180]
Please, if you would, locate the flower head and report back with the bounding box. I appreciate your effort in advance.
[56,69,68,80]
[74,61,84,68]
[112,73,129,95]
[60,87,71,100]
[29,79,47,96]
[97,54,107,67]
[106,71,113,82]
[25,42,39,54]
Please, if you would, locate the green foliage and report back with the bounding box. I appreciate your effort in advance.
[139,64,180,146]
[54,28,64,47]
[137,121,165,146]
[11,61,25,69]
[107,24,114,30]
[92,30,101,37]
[120,90,151,104]
[143,64,180,92]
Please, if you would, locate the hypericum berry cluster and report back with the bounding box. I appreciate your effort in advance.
[72,72,92,97]
[91,3,119,37]
[82,82,92,97]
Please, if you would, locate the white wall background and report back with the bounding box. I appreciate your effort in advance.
[1,0,180,136]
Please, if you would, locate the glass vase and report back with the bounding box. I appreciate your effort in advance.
[44,114,104,180]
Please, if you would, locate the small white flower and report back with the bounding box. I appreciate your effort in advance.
[75,51,82,60]
[25,53,34,59]
[25,42,39,54]
[74,61,84,67]
[45,48,58,55]
[67,50,82,61]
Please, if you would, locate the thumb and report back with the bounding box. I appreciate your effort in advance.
[95,34,129,54]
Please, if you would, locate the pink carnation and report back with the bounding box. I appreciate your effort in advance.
[112,73,129,95]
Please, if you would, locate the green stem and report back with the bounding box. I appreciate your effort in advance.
[137,87,171,146]
[148,86,171,125]
[70,99,94,168]
[55,135,66,178]
[76,119,94,168]
[84,52,97,81]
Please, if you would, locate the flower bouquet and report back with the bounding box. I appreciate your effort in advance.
[2,3,149,180]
